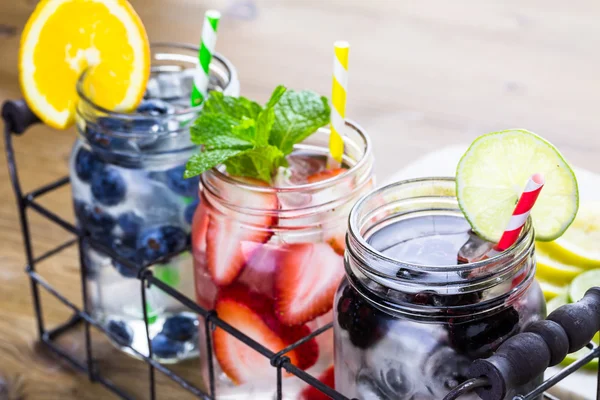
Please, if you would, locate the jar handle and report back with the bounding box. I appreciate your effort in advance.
[444,287,600,400]
[2,100,41,135]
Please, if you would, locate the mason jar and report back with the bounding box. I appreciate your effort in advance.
[71,43,239,363]
[192,122,374,398]
[334,178,546,399]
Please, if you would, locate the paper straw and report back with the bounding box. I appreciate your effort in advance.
[495,173,545,251]
[329,41,349,164]
[190,10,221,106]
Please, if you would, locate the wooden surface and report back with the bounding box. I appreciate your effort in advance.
[1,0,600,399]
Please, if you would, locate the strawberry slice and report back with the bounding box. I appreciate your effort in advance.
[205,179,278,286]
[275,243,345,326]
[191,195,210,257]
[301,365,335,400]
[213,285,318,384]
[307,168,347,184]
[277,323,319,370]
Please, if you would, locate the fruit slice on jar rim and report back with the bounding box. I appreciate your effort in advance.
[456,129,579,243]
[19,0,150,129]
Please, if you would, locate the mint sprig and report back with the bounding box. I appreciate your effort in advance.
[184,86,330,183]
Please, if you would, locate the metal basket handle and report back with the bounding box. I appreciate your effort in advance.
[444,287,600,400]
[2,99,40,135]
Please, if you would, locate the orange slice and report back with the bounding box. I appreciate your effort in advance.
[19,0,150,129]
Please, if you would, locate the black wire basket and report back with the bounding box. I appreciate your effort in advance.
[3,98,600,400]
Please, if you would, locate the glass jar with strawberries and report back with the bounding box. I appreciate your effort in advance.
[185,86,374,398]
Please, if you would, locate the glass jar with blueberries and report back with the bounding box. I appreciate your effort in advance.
[334,178,546,399]
[71,43,239,363]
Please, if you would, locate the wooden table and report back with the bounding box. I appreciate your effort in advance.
[1,0,599,398]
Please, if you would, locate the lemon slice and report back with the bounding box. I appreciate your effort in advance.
[551,202,600,268]
[537,279,568,301]
[19,0,150,129]
[535,242,583,285]
[456,129,579,242]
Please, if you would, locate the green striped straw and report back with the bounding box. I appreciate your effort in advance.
[190,10,221,106]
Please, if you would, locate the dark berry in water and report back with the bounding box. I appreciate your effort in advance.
[137,225,187,263]
[91,167,127,206]
[85,118,131,150]
[336,284,389,349]
[136,99,173,116]
[107,320,133,346]
[74,201,115,236]
[448,306,520,358]
[117,212,143,238]
[151,333,184,358]
[165,165,199,197]
[184,198,200,225]
[111,240,140,278]
[74,148,104,182]
[162,315,197,342]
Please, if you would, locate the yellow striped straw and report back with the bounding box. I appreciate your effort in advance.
[329,41,349,164]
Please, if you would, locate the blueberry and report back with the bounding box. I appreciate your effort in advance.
[74,201,115,236]
[137,225,187,263]
[85,117,131,150]
[151,333,184,358]
[336,284,389,349]
[107,320,133,346]
[117,212,143,238]
[165,165,199,197]
[74,148,104,182]
[137,99,173,116]
[91,167,127,206]
[184,198,200,225]
[111,240,140,278]
[162,315,197,342]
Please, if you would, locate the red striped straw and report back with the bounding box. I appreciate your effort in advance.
[494,173,545,251]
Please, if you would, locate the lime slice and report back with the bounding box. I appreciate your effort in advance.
[456,129,579,242]
[537,279,568,301]
[547,290,569,313]
[535,242,583,285]
[569,269,600,302]
[552,202,600,269]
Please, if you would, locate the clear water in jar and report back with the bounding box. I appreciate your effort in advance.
[334,214,544,399]
[72,68,207,363]
[193,148,370,398]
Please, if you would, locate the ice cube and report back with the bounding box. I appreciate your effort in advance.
[457,230,495,264]
[145,76,161,99]
[286,152,328,185]
[157,73,185,99]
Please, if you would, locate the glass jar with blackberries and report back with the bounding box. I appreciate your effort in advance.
[70,43,239,363]
[334,178,546,399]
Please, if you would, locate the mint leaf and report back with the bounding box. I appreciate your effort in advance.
[232,117,257,143]
[204,92,262,121]
[184,148,246,178]
[255,86,287,146]
[191,114,254,149]
[224,146,284,183]
[269,90,330,155]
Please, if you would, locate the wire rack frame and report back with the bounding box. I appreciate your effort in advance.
[3,99,599,400]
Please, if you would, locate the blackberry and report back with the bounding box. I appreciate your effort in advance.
[448,306,520,358]
[336,285,388,349]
